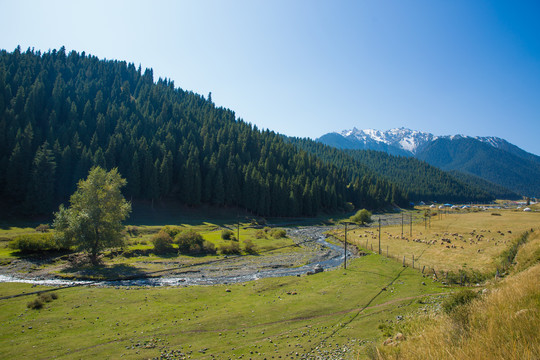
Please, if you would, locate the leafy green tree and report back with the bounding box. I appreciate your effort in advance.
[349,209,372,225]
[53,167,131,264]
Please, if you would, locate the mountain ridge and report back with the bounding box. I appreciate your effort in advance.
[317,127,540,197]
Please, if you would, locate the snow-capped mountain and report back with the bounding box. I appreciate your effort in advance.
[337,127,436,155]
[316,128,540,197]
[324,127,523,157]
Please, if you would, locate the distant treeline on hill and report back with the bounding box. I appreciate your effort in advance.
[0,46,410,217]
[288,138,498,203]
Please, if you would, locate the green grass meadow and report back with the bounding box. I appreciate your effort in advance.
[0,253,449,359]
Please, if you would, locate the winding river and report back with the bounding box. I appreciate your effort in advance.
[0,226,355,287]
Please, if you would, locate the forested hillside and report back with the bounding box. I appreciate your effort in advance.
[289,138,496,203]
[446,170,520,200]
[417,137,540,197]
[0,47,409,217]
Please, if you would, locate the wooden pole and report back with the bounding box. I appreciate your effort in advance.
[401,212,404,238]
[410,214,413,237]
[344,223,347,270]
[378,218,381,254]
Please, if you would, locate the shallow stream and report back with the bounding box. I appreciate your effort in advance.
[0,226,354,287]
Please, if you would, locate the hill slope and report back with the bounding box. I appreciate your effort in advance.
[288,138,495,203]
[0,47,408,216]
[417,137,540,197]
[318,128,540,197]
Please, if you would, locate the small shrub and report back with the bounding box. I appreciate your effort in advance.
[442,289,479,314]
[491,212,502,216]
[202,241,217,255]
[35,224,50,233]
[39,292,57,303]
[175,230,204,254]
[151,231,174,254]
[219,241,241,255]
[126,226,140,237]
[189,243,203,254]
[254,229,266,239]
[243,240,258,254]
[221,229,235,240]
[349,209,372,225]
[270,228,287,239]
[28,292,59,310]
[27,298,44,310]
[161,225,183,238]
[263,227,271,233]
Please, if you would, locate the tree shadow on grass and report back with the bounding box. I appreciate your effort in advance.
[60,263,146,281]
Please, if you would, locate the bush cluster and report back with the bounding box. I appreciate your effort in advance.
[27,292,59,310]
[254,229,266,239]
[171,230,215,255]
[9,233,69,253]
[219,242,241,255]
[243,240,258,254]
[270,228,287,239]
[151,231,174,254]
[126,226,140,237]
[160,225,183,238]
[221,229,235,240]
[35,224,50,232]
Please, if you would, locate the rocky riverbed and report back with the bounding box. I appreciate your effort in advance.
[0,226,354,287]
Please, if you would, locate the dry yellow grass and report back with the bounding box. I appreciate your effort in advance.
[375,230,540,360]
[513,230,540,273]
[333,210,540,273]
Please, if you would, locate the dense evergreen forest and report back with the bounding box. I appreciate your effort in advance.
[0,47,410,217]
[289,138,497,203]
[417,137,540,197]
[446,170,520,200]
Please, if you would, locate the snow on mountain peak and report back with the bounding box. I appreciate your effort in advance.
[340,127,434,154]
[335,127,510,155]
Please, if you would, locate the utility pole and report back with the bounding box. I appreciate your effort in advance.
[401,212,404,238]
[378,218,381,254]
[344,222,348,270]
[410,214,413,237]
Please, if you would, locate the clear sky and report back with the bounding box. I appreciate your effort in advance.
[1,0,539,155]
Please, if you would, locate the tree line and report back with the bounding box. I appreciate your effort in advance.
[0,47,409,217]
[288,138,496,203]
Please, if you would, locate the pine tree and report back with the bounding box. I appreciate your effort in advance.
[26,142,56,214]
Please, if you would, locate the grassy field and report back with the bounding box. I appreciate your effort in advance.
[0,253,449,359]
[375,229,540,360]
[1,209,538,359]
[331,209,540,274]
[0,222,300,278]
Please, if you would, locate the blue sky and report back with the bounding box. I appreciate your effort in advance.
[1,0,539,155]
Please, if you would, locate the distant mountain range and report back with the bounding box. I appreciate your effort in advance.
[317,128,540,197]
